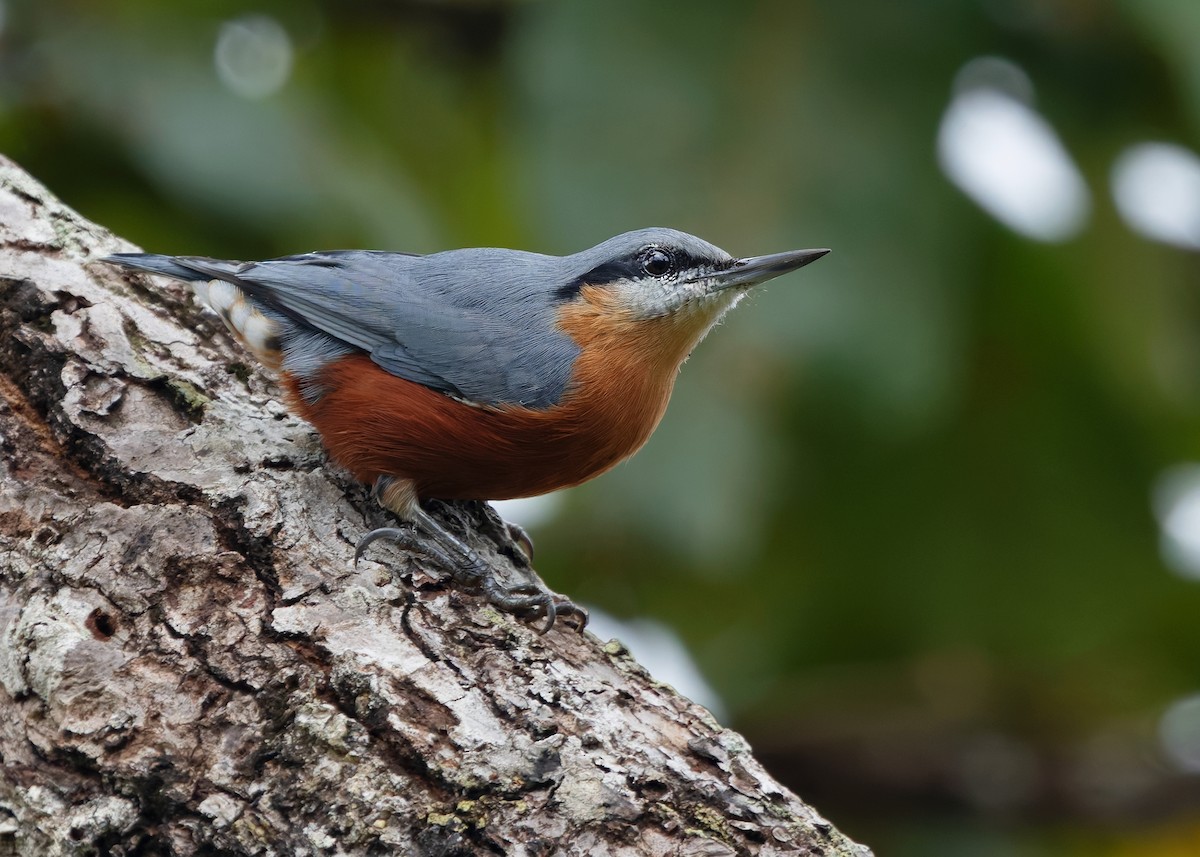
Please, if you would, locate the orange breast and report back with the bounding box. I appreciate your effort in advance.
[284,285,710,501]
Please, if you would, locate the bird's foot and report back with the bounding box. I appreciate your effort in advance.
[355,523,586,635]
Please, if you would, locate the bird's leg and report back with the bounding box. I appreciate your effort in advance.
[355,476,586,634]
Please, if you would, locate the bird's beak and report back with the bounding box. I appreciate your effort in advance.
[708,248,830,292]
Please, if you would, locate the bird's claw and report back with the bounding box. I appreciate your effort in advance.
[480,579,588,635]
[548,597,589,635]
[506,521,535,563]
[355,526,419,565]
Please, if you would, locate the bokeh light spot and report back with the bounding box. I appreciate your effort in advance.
[1160,694,1200,773]
[490,492,565,532]
[938,60,1089,242]
[952,732,1040,810]
[214,15,293,100]
[1112,142,1200,250]
[952,55,1034,105]
[1152,463,1200,580]
[587,608,726,721]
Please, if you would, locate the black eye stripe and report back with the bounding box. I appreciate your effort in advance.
[554,258,641,300]
[554,247,719,301]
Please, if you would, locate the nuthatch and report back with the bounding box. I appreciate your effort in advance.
[105,229,827,632]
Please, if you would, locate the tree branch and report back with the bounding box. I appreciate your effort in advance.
[0,155,871,856]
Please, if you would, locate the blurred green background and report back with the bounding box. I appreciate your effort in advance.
[5,0,1200,853]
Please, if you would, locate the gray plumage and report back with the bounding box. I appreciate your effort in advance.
[105,227,733,409]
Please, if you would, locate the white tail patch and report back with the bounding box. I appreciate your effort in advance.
[193,279,282,369]
[228,299,253,333]
[239,313,278,361]
[206,280,239,314]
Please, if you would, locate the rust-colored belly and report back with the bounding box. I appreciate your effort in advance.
[284,354,674,501]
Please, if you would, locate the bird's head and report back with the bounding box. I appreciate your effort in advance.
[556,227,827,360]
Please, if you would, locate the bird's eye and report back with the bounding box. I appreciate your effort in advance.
[641,248,674,277]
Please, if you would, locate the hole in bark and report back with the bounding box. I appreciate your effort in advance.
[33,524,61,545]
[225,362,252,383]
[68,827,83,841]
[52,290,94,313]
[633,777,670,799]
[0,807,15,841]
[85,607,117,640]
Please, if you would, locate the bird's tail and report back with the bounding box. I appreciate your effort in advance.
[103,253,284,369]
[103,253,238,284]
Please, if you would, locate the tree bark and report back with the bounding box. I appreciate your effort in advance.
[0,155,871,857]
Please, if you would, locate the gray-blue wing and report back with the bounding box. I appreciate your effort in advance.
[177,250,581,409]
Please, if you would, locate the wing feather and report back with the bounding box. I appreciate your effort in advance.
[174,250,580,408]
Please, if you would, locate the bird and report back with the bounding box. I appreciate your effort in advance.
[104,229,828,633]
